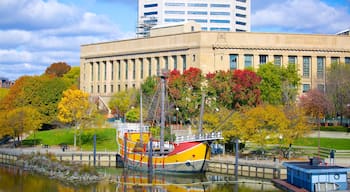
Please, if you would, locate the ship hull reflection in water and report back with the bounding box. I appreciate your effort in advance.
[117,170,282,192]
[0,166,282,192]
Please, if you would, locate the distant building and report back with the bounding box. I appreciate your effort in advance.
[137,0,250,37]
[336,28,350,36]
[80,22,350,102]
[0,77,13,88]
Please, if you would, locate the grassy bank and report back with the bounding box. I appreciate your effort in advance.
[294,137,350,150]
[24,128,118,151]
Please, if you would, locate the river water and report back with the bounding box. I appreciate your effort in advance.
[0,166,282,192]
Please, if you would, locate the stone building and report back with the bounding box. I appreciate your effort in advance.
[80,22,350,102]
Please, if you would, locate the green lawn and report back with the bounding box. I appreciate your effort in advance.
[294,137,350,150]
[24,128,118,151]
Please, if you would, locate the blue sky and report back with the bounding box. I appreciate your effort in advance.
[0,0,349,80]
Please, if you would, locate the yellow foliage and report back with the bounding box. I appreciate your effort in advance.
[57,89,90,124]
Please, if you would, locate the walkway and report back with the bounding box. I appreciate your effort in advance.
[307,131,350,139]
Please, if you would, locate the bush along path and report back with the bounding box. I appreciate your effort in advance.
[15,152,104,184]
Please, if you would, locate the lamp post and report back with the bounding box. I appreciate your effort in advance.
[279,135,283,161]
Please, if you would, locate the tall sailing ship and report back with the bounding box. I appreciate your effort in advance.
[116,72,223,173]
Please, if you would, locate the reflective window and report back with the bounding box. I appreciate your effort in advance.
[125,60,128,80]
[182,55,187,71]
[172,56,177,70]
[346,57,350,64]
[144,3,158,8]
[189,19,207,23]
[259,55,268,64]
[237,0,246,2]
[229,54,238,70]
[165,18,185,22]
[331,57,340,64]
[165,2,185,6]
[236,13,246,18]
[236,21,246,25]
[144,11,158,16]
[188,3,208,7]
[236,29,246,32]
[302,84,310,93]
[236,6,246,10]
[211,4,230,8]
[274,55,282,66]
[188,11,207,15]
[211,12,230,16]
[317,57,325,79]
[140,58,144,79]
[244,54,253,68]
[210,27,230,31]
[288,56,297,65]
[210,19,230,23]
[165,10,185,14]
[303,56,311,78]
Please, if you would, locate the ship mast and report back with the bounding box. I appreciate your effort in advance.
[160,70,167,154]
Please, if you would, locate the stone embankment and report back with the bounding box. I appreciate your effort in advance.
[9,153,105,184]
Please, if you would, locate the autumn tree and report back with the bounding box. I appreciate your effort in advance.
[2,107,43,144]
[45,62,71,77]
[299,89,333,157]
[326,63,350,124]
[62,66,80,88]
[257,63,300,105]
[58,88,92,148]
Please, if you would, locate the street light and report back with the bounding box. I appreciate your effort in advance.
[279,135,283,161]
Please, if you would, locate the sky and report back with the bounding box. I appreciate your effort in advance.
[0,0,349,80]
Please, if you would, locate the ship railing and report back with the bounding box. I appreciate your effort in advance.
[175,132,223,143]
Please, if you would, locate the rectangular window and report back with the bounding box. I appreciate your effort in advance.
[90,62,94,81]
[144,11,158,16]
[132,59,136,80]
[111,85,114,93]
[97,85,100,93]
[97,62,100,81]
[172,56,177,70]
[274,55,282,66]
[317,57,325,79]
[244,54,253,68]
[201,27,208,31]
[165,2,185,6]
[211,4,230,8]
[229,54,238,70]
[104,61,107,81]
[236,6,246,10]
[346,57,350,64]
[236,21,246,25]
[189,19,207,23]
[144,3,158,8]
[104,85,106,93]
[302,84,310,93]
[188,11,207,15]
[118,60,121,80]
[236,0,247,2]
[288,56,297,65]
[259,55,268,64]
[210,27,230,31]
[91,85,93,93]
[210,12,230,16]
[156,57,160,76]
[303,56,311,78]
[165,10,185,14]
[125,60,128,80]
[111,61,114,80]
[118,84,120,92]
[331,57,340,64]
[210,19,230,24]
[236,13,246,18]
[164,18,185,22]
[164,56,169,70]
[182,55,187,71]
[140,58,144,79]
[147,58,152,77]
[188,3,208,7]
[236,29,246,32]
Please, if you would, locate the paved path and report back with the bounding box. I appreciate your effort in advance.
[307,131,350,139]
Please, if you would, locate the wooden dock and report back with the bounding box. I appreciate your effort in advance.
[271,179,308,192]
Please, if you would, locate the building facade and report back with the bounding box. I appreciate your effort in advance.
[80,23,350,101]
[138,0,250,36]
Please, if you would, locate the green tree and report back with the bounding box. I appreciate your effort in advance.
[257,63,300,105]
[58,88,91,148]
[0,88,8,101]
[109,89,137,121]
[62,66,80,88]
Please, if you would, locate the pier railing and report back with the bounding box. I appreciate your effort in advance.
[175,132,223,143]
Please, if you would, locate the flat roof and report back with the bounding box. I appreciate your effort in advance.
[283,162,350,174]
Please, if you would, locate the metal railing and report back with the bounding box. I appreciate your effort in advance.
[175,132,223,143]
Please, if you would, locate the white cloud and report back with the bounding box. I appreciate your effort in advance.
[0,0,134,80]
[252,0,350,33]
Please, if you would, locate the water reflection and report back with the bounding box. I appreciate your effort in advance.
[0,166,281,192]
